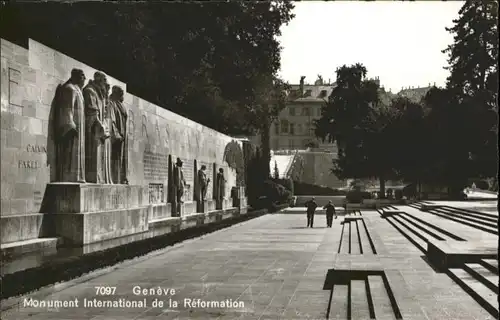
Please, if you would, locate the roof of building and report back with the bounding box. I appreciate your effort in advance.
[285,79,433,105]
[287,84,337,102]
[396,86,432,102]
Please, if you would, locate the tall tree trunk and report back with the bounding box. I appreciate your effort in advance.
[261,121,271,179]
[379,177,386,199]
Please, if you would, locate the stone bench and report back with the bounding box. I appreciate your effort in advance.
[379,206,405,218]
[420,204,441,212]
[427,239,498,272]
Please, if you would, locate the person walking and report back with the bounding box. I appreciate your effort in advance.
[323,200,337,227]
[304,197,318,228]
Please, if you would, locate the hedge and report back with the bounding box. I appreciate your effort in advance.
[293,181,348,196]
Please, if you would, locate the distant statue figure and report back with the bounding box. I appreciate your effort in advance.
[216,168,226,208]
[299,76,306,97]
[300,76,306,86]
[315,75,324,85]
[83,71,110,183]
[198,165,210,202]
[51,68,87,183]
[173,158,186,205]
[108,85,128,184]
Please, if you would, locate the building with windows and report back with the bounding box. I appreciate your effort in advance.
[271,75,337,152]
[258,75,433,189]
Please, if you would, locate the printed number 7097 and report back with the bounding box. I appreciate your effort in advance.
[95,286,117,295]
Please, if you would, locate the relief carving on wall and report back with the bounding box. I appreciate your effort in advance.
[164,123,171,150]
[155,118,161,143]
[128,109,135,138]
[141,114,149,141]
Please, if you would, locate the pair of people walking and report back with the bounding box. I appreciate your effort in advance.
[304,198,337,228]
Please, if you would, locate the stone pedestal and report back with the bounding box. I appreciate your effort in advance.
[232,197,248,214]
[222,199,232,210]
[196,200,216,213]
[183,201,196,216]
[40,183,148,213]
[40,183,150,245]
[206,200,216,212]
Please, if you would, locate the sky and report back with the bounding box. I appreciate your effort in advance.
[278,1,464,92]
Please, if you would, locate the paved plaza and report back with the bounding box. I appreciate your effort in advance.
[1,202,498,320]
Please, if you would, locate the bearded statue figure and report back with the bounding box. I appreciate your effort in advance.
[83,71,111,183]
[108,85,129,184]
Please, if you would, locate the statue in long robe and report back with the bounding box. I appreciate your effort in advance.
[216,168,226,209]
[52,69,87,183]
[198,165,209,202]
[108,86,128,184]
[101,82,113,184]
[83,72,110,183]
[173,158,186,205]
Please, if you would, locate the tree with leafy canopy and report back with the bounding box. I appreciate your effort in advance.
[385,96,428,192]
[314,63,396,197]
[442,0,498,187]
[249,75,291,178]
[0,1,295,138]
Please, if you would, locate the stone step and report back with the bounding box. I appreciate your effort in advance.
[425,210,498,235]
[350,222,361,254]
[433,208,497,228]
[390,215,428,243]
[350,280,371,319]
[438,206,498,224]
[464,263,499,293]
[328,284,348,319]
[1,237,59,258]
[443,205,498,219]
[339,223,350,254]
[400,212,466,241]
[385,216,427,253]
[357,220,374,255]
[368,275,397,320]
[448,268,499,319]
[396,213,446,241]
[480,259,499,275]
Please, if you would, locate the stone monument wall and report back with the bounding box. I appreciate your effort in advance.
[1,38,240,219]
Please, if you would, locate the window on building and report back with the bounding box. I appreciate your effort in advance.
[280,119,289,134]
[302,107,310,116]
[297,123,303,134]
[274,122,280,135]
[305,123,311,134]
[289,123,295,135]
[289,107,296,116]
[317,108,322,117]
[289,139,294,149]
[304,89,312,97]
[319,90,327,98]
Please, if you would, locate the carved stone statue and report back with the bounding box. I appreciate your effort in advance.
[83,71,110,183]
[173,158,186,205]
[52,68,87,183]
[198,165,210,202]
[108,85,128,184]
[101,81,113,184]
[216,167,226,208]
